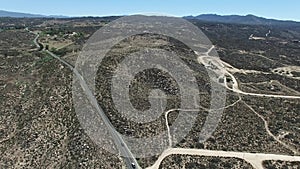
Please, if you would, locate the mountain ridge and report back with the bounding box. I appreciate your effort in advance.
[0,10,68,18]
[1,10,299,27]
[184,14,300,27]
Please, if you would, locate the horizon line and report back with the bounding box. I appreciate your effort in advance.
[1,9,300,22]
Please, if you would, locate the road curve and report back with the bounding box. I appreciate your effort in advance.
[34,33,300,169]
[30,32,140,169]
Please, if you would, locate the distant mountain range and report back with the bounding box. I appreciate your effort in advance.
[184,14,300,27]
[0,10,68,18]
[1,10,299,27]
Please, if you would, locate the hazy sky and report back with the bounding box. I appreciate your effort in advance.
[1,0,300,21]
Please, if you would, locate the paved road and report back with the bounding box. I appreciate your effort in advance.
[30,32,139,169]
[45,51,139,169]
[36,33,300,169]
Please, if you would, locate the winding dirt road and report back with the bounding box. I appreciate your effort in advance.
[148,46,300,169]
